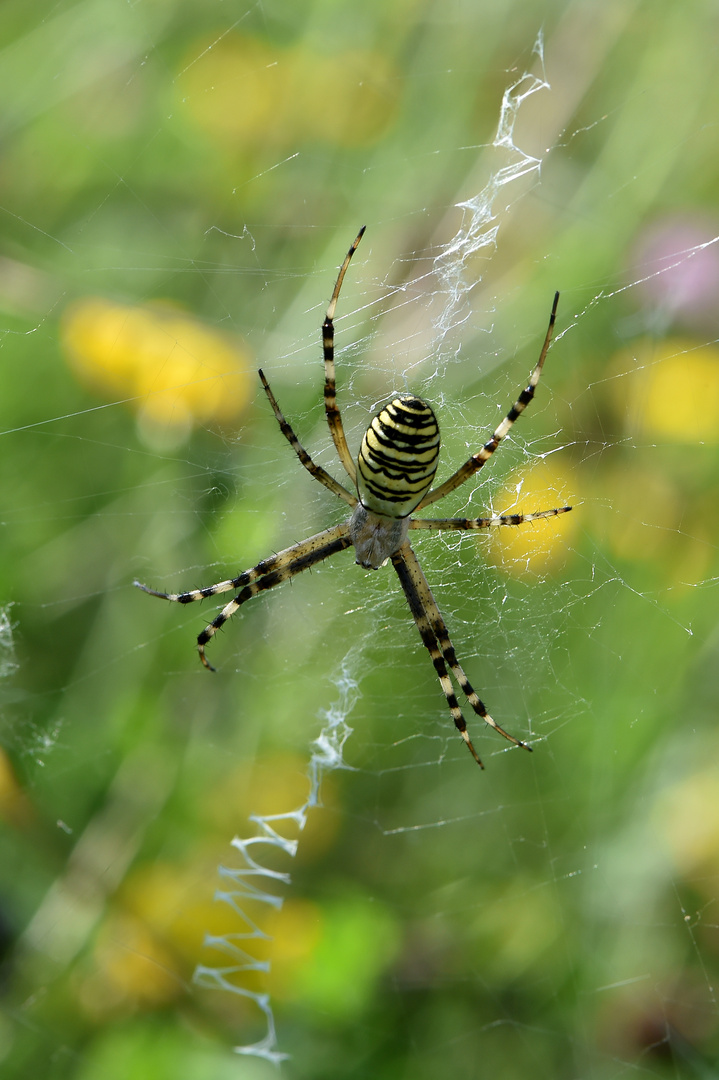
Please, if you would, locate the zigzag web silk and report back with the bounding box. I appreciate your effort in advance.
[192,44,553,1065]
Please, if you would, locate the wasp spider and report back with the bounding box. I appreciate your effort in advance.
[136,228,570,767]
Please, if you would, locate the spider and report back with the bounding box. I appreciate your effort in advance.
[136,228,571,768]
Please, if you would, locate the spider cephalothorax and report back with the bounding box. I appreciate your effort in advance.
[136,228,570,767]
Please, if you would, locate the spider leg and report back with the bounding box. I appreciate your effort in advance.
[135,523,352,670]
[391,542,483,767]
[418,292,560,509]
[258,369,357,507]
[322,227,365,485]
[392,541,531,765]
[411,506,572,530]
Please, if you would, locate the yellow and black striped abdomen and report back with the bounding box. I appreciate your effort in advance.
[356,395,440,518]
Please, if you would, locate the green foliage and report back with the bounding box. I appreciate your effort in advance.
[2,1,719,1078]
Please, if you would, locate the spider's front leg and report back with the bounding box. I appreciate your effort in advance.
[411,506,572,531]
[322,226,365,483]
[418,292,560,510]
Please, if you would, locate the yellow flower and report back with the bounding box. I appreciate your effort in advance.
[485,458,577,575]
[177,33,399,150]
[618,339,719,442]
[78,911,180,1019]
[61,298,254,433]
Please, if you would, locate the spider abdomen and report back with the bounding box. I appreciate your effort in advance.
[356,395,439,518]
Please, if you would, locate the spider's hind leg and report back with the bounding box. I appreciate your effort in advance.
[391,543,485,767]
[392,541,531,765]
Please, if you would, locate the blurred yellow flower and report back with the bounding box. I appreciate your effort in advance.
[618,339,719,442]
[586,461,714,585]
[178,33,399,149]
[206,754,342,863]
[120,860,242,969]
[79,911,180,1019]
[61,297,254,433]
[655,763,719,877]
[485,458,578,575]
[266,898,323,1002]
[0,746,34,829]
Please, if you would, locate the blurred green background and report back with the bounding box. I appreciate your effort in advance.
[2,1,719,1078]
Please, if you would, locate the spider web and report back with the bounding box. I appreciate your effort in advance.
[191,53,562,1063]
[2,3,719,1079]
